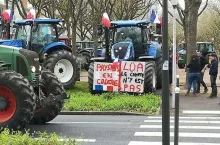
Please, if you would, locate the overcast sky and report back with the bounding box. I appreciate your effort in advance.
[179,0,185,9]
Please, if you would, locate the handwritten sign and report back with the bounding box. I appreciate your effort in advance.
[93,62,119,92]
[120,61,145,93]
[93,61,145,93]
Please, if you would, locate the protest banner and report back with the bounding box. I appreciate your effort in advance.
[120,61,145,93]
[93,61,145,93]
[93,62,120,92]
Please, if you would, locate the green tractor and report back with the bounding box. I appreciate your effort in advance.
[0,45,68,131]
[177,42,216,69]
[88,20,162,94]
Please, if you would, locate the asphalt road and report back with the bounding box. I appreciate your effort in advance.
[27,115,147,145]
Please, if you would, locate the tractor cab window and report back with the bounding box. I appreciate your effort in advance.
[16,25,31,49]
[197,43,214,53]
[31,23,57,53]
[114,27,144,58]
[207,44,214,52]
[114,27,142,45]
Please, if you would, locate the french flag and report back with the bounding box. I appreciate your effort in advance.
[150,9,162,25]
[102,10,111,28]
[1,9,13,22]
[27,8,36,19]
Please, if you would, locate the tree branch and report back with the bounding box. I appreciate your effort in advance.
[198,0,208,16]
[157,0,183,26]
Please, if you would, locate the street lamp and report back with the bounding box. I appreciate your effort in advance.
[162,0,170,145]
[170,0,178,109]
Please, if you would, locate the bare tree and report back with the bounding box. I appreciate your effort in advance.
[113,0,156,20]
[158,0,208,62]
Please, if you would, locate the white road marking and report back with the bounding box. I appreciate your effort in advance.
[128,141,220,145]
[35,138,96,142]
[147,116,220,119]
[144,120,220,124]
[63,139,96,142]
[140,125,220,129]
[183,110,220,114]
[49,122,131,124]
[134,132,220,138]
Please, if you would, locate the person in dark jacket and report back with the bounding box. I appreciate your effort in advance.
[185,55,201,97]
[206,53,218,98]
[196,51,208,94]
[169,51,173,95]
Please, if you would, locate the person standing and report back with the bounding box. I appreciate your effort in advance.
[206,53,218,98]
[185,55,201,97]
[196,51,208,94]
[169,51,173,95]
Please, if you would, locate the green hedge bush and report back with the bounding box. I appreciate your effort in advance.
[0,128,76,145]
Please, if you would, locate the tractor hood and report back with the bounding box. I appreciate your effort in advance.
[84,47,103,56]
[0,39,23,48]
[111,41,134,61]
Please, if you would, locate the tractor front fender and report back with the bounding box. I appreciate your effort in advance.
[41,42,72,60]
[138,56,156,61]
[78,50,91,56]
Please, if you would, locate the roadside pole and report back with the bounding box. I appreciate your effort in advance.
[174,75,180,145]
[162,0,170,145]
[171,0,178,109]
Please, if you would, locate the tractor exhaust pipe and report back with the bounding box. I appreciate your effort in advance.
[104,27,111,62]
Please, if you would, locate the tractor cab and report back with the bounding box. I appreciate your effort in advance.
[0,19,66,55]
[13,19,60,53]
[197,42,215,56]
[101,20,161,62]
[177,42,216,69]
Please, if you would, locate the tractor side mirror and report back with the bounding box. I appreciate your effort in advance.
[97,24,103,36]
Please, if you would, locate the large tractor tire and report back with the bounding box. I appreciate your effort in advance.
[30,70,65,124]
[88,62,102,94]
[144,61,157,93]
[43,50,77,89]
[156,58,162,89]
[0,71,36,131]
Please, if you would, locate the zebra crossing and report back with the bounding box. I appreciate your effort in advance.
[128,110,220,145]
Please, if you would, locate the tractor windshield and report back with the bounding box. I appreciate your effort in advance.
[16,23,58,52]
[197,43,214,53]
[31,23,57,52]
[114,27,142,44]
[16,25,31,49]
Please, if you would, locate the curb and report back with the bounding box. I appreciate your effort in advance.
[59,111,147,116]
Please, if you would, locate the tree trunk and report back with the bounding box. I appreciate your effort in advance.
[184,0,202,88]
[71,22,77,56]
[90,0,98,57]
[185,1,201,62]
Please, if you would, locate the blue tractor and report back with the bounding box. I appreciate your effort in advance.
[0,18,80,89]
[88,20,162,94]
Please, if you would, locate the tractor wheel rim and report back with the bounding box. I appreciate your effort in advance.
[54,59,74,83]
[0,86,16,123]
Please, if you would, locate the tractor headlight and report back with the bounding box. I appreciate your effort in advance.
[124,48,131,60]
[111,49,115,59]
[31,66,36,73]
